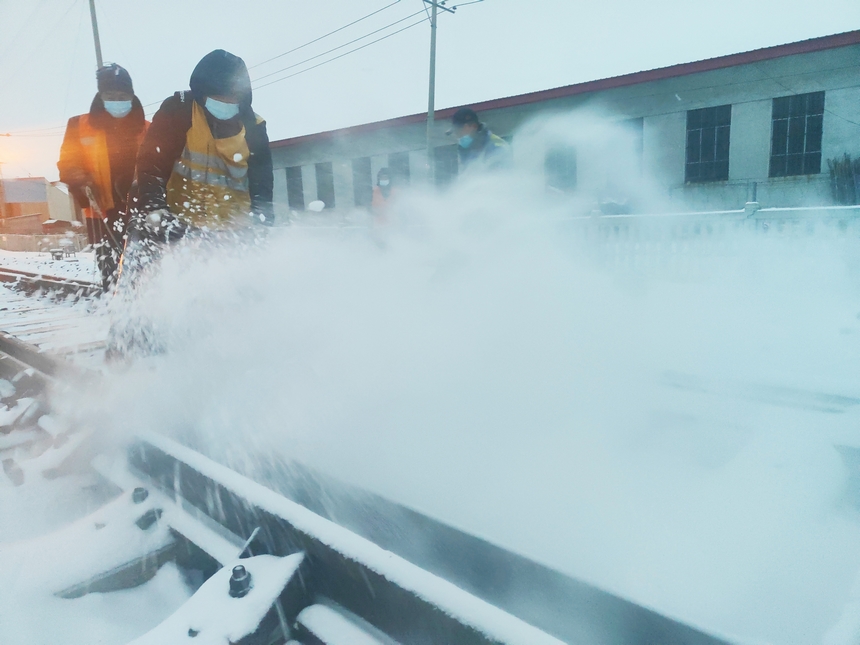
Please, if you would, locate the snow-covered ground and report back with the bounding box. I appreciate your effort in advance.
[0,248,99,283]
[0,470,193,645]
[4,118,860,643]
[35,171,860,645]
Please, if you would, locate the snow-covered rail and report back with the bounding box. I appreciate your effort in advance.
[0,308,733,644]
[117,433,733,645]
[0,268,108,364]
[0,266,101,298]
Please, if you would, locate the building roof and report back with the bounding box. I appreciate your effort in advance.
[271,29,860,150]
[0,178,48,203]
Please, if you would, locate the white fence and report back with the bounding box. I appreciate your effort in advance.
[0,233,88,254]
[561,204,860,273]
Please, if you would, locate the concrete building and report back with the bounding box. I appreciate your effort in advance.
[269,30,860,215]
[0,177,78,234]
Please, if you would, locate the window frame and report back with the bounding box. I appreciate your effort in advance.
[685,104,731,183]
[768,91,825,178]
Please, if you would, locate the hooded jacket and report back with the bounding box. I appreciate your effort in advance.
[457,124,510,170]
[58,95,148,217]
[133,50,274,226]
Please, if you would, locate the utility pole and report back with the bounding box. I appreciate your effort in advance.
[424,0,455,185]
[88,0,103,69]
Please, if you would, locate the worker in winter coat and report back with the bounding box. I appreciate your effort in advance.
[58,63,148,291]
[129,49,274,247]
[450,107,510,171]
[371,168,395,224]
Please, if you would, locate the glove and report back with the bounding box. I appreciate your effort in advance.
[62,170,96,204]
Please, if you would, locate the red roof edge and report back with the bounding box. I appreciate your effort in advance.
[270,30,860,150]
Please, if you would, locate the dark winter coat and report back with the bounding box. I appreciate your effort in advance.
[457,124,511,170]
[132,90,274,225]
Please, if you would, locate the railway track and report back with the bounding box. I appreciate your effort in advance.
[0,271,734,645]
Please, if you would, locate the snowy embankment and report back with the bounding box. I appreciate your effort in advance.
[0,248,98,283]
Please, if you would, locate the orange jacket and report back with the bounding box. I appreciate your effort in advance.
[58,98,149,218]
[372,185,396,217]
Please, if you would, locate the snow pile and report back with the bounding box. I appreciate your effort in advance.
[48,115,860,644]
[0,480,191,644]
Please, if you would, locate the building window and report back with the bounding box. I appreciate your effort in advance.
[388,152,410,185]
[685,105,731,182]
[286,166,304,210]
[769,91,824,177]
[434,145,459,186]
[315,162,335,209]
[352,157,372,208]
[545,146,577,192]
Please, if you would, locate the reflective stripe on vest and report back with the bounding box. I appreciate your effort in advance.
[166,101,252,229]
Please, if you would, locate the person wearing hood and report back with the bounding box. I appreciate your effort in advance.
[58,63,149,290]
[450,107,510,171]
[130,49,274,244]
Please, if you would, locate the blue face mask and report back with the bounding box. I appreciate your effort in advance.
[458,134,474,149]
[103,100,132,118]
[205,97,240,121]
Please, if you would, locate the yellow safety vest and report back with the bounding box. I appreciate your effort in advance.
[166,101,252,229]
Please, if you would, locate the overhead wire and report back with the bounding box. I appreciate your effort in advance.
[252,0,488,90]
[252,8,427,84]
[254,18,428,90]
[249,0,403,70]
[3,0,460,135]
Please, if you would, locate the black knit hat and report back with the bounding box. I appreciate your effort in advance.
[189,50,252,108]
[451,107,479,127]
[97,63,133,94]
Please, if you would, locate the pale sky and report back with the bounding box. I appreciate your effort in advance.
[1,0,858,179]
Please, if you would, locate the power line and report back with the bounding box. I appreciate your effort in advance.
[252,9,427,84]
[254,18,427,91]
[0,2,427,135]
[249,0,403,70]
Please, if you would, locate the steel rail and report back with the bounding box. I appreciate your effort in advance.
[125,433,733,645]
[0,319,734,644]
[0,265,101,298]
